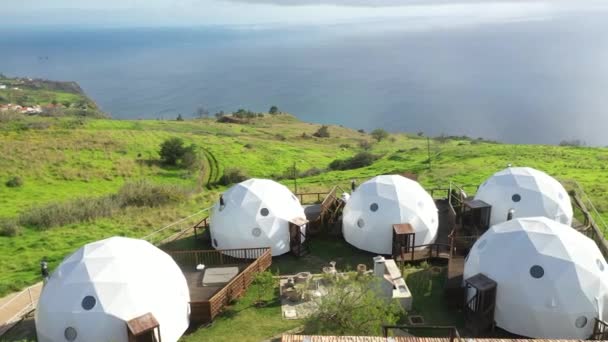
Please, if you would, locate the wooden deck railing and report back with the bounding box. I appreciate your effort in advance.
[176,247,273,324]
[167,247,269,268]
[382,325,463,342]
[591,318,608,340]
[394,243,452,263]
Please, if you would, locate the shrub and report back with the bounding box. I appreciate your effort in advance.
[357,129,365,134]
[300,167,324,177]
[159,137,198,168]
[329,152,379,171]
[559,139,585,147]
[0,219,22,237]
[371,128,389,142]
[358,140,373,151]
[269,106,279,115]
[5,176,23,188]
[275,134,287,141]
[339,144,351,149]
[219,168,249,186]
[176,114,184,121]
[244,143,254,149]
[19,181,187,230]
[116,181,187,208]
[313,125,330,138]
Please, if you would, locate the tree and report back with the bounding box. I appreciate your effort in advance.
[371,128,389,142]
[252,271,275,306]
[269,105,279,115]
[176,114,184,121]
[214,111,225,119]
[313,125,330,138]
[159,137,187,166]
[304,275,402,336]
[196,106,209,119]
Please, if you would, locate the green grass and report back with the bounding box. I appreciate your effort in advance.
[2,113,608,299]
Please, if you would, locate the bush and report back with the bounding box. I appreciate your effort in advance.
[269,106,279,115]
[329,152,379,171]
[176,114,184,121]
[313,125,330,138]
[357,129,365,134]
[219,168,249,186]
[275,134,286,141]
[5,176,23,188]
[19,181,187,230]
[115,181,187,208]
[371,128,389,142]
[358,140,372,151]
[300,167,324,177]
[559,139,585,147]
[159,137,199,168]
[0,219,22,237]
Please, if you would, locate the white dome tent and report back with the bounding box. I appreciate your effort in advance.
[35,237,190,342]
[464,217,608,339]
[342,175,439,254]
[474,166,573,226]
[210,178,307,257]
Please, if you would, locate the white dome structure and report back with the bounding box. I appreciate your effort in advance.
[474,166,573,226]
[342,175,438,254]
[210,178,306,257]
[464,217,608,339]
[36,237,190,342]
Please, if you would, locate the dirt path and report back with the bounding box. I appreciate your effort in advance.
[0,283,42,337]
[201,147,220,189]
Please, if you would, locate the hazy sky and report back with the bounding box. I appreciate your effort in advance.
[3,0,608,29]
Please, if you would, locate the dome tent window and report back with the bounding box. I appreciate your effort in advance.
[213,238,218,247]
[512,194,521,202]
[598,259,605,271]
[252,227,262,237]
[81,296,96,310]
[260,208,269,217]
[369,203,379,212]
[357,218,365,228]
[477,239,487,250]
[530,265,544,279]
[575,316,588,328]
[64,327,77,341]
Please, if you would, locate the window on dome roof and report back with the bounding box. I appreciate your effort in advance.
[370,203,379,212]
[598,259,605,271]
[357,218,365,228]
[512,194,521,202]
[213,238,218,247]
[81,296,96,310]
[530,265,544,279]
[477,240,487,249]
[252,227,262,237]
[575,316,588,328]
[64,327,77,341]
[260,208,269,216]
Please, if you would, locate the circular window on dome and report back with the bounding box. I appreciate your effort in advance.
[512,194,521,202]
[252,227,262,237]
[558,192,564,200]
[260,208,269,217]
[213,238,218,247]
[575,316,588,328]
[477,240,487,250]
[598,259,605,271]
[530,265,544,279]
[357,218,365,228]
[64,327,77,341]
[81,296,96,311]
[370,203,379,212]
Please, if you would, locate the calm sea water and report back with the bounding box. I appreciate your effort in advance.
[1,13,608,145]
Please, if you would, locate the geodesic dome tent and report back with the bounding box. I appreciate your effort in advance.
[342,175,438,254]
[35,237,190,342]
[210,178,306,257]
[474,166,573,226]
[464,217,608,339]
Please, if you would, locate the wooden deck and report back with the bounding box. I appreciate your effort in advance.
[282,336,587,342]
[183,269,233,302]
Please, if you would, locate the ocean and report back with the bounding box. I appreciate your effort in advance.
[1,11,608,145]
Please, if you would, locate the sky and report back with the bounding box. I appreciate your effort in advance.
[3,0,608,29]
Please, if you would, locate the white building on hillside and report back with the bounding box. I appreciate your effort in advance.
[464,217,608,339]
[36,237,190,342]
[474,166,573,226]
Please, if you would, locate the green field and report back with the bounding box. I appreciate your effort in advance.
[2,113,608,296]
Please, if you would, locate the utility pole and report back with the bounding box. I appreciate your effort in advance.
[427,137,432,171]
[293,161,298,194]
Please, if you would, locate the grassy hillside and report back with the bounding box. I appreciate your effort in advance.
[1,113,608,297]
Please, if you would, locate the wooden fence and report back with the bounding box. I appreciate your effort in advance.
[167,248,272,324]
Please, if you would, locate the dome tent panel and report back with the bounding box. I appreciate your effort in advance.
[210,178,306,257]
[35,237,190,342]
[464,217,608,339]
[342,175,438,255]
[475,167,573,226]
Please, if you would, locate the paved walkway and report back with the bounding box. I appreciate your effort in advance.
[0,282,42,337]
